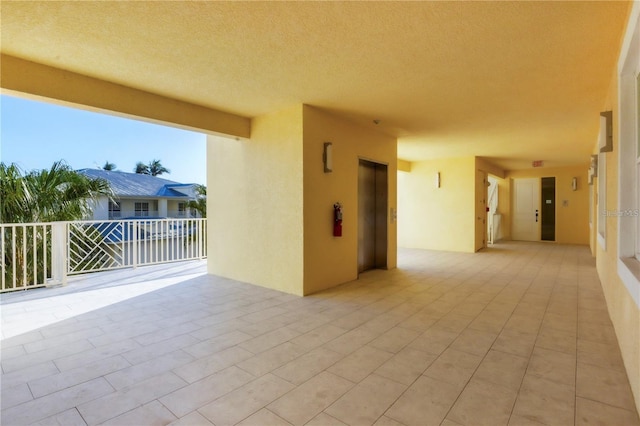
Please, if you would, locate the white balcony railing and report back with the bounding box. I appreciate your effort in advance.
[1,218,207,293]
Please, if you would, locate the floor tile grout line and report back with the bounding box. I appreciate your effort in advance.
[573,254,581,426]
[437,326,505,424]
[499,244,564,426]
[383,247,547,425]
[575,394,640,419]
[1,244,634,425]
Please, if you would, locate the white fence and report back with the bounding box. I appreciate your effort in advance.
[1,218,207,293]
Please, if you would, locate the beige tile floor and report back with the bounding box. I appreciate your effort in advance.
[1,242,639,425]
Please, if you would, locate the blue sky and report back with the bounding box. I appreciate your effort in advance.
[0,95,207,185]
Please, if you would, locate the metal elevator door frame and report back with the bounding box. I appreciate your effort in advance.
[358,159,388,274]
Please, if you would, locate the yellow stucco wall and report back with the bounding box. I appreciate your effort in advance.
[476,157,505,179]
[506,166,590,245]
[207,104,398,296]
[397,159,412,172]
[398,157,476,253]
[302,105,397,295]
[207,105,305,295]
[593,62,640,412]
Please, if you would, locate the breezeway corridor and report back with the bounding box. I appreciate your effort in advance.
[1,243,638,425]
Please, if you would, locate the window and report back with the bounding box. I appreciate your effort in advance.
[617,3,640,306]
[134,202,149,217]
[589,184,593,229]
[636,72,640,261]
[108,201,121,219]
[178,202,186,217]
[597,151,606,249]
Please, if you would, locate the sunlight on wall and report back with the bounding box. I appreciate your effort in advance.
[207,106,305,295]
[398,157,476,253]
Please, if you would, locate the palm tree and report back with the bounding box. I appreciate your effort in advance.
[148,159,170,176]
[102,161,117,171]
[134,162,149,175]
[0,161,113,223]
[1,161,113,289]
[187,184,207,218]
[134,159,170,176]
[0,163,30,224]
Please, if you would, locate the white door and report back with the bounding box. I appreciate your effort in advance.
[512,178,540,241]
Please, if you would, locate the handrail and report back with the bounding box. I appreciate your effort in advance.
[0,218,207,293]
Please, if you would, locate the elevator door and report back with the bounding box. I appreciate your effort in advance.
[358,160,388,273]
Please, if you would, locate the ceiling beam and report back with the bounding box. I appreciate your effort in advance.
[0,54,251,138]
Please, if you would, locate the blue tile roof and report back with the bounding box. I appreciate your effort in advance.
[77,169,196,198]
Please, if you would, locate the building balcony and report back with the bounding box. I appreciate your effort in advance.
[1,218,207,293]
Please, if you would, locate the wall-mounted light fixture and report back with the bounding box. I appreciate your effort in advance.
[436,172,441,188]
[323,142,333,173]
[572,177,578,191]
[599,111,613,152]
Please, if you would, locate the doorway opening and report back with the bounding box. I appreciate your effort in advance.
[358,159,388,273]
[475,170,488,251]
[487,175,502,244]
[541,177,556,241]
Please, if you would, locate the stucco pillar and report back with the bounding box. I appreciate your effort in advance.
[158,199,168,217]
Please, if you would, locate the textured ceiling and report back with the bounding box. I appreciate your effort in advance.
[0,1,631,170]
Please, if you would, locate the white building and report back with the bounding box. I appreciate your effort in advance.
[78,169,201,220]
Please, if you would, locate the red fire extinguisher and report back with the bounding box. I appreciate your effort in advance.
[333,202,343,237]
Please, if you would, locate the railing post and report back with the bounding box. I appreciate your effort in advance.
[200,219,205,260]
[132,220,138,269]
[49,222,68,287]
